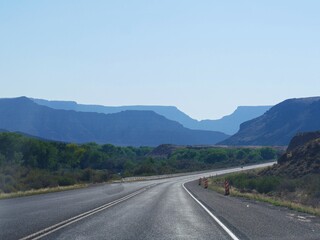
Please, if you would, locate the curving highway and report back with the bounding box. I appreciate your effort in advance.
[1,162,319,240]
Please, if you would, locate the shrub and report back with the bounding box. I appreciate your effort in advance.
[255,177,280,193]
[58,176,76,186]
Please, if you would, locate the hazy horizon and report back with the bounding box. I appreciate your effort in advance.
[30,95,276,121]
[1,1,319,119]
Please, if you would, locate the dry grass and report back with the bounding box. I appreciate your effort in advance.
[0,184,88,199]
[208,178,320,217]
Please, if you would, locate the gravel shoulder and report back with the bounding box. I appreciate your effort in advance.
[185,180,320,240]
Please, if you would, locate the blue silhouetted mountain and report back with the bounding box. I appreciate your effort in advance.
[197,106,271,134]
[220,97,320,146]
[0,97,229,146]
[32,98,271,135]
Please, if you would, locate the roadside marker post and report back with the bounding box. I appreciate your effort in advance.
[204,178,208,189]
[199,178,202,185]
[224,179,230,195]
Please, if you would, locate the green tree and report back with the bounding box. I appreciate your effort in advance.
[0,153,5,166]
[260,148,276,160]
[204,150,228,164]
[236,150,247,160]
[64,143,84,168]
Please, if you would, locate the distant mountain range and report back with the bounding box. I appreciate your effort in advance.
[0,97,228,146]
[2,96,319,147]
[221,97,320,146]
[32,98,271,135]
[196,106,271,134]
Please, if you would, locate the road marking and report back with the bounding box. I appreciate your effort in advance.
[20,186,153,240]
[182,183,240,240]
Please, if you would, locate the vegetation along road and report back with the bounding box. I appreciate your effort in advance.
[1,162,319,240]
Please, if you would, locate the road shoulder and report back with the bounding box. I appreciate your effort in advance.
[184,180,320,240]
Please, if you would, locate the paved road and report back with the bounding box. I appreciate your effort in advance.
[0,181,154,240]
[185,181,320,240]
[41,180,231,240]
[2,162,319,240]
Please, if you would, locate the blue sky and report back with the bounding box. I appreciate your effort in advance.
[0,1,319,120]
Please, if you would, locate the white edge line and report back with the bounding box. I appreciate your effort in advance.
[182,183,240,240]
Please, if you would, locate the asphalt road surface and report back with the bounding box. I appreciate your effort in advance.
[1,162,319,240]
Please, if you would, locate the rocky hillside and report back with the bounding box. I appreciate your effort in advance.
[286,131,320,152]
[220,97,320,146]
[262,131,320,177]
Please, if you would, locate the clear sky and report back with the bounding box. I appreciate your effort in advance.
[0,1,319,120]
